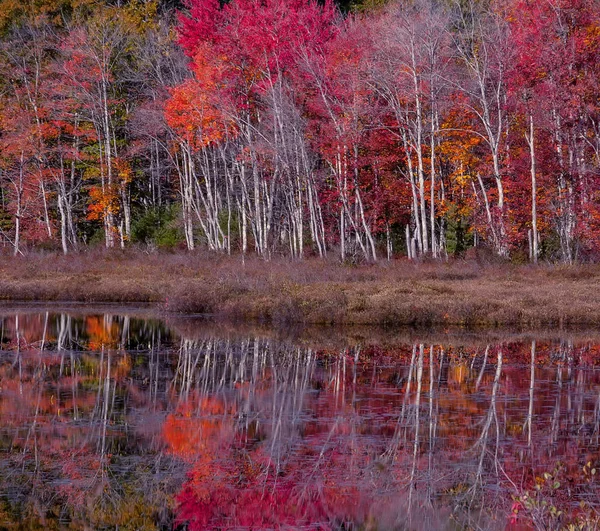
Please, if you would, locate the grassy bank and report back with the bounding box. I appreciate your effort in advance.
[0,251,598,327]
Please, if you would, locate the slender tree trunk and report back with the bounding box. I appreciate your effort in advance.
[430,110,437,258]
[411,47,429,255]
[402,130,423,255]
[58,192,68,255]
[14,196,21,257]
[340,207,345,261]
[526,114,538,264]
[13,154,25,257]
[40,180,52,238]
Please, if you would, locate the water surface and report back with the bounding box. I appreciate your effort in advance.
[1,310,600,530]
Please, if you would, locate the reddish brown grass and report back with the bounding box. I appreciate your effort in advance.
[0,249,598,328]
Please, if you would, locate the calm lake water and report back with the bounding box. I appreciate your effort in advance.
[1,310,600,530]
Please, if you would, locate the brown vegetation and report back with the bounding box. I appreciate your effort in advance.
[0,250,598,328]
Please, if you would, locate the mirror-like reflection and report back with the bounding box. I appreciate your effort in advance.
[1,311,600,529]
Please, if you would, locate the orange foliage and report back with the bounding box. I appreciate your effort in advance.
[165,43,236,151]
[85,315,120,350]
[87,185,120,222]
[163,395,235,460]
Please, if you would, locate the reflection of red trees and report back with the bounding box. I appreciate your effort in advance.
[173,439,373,530]
[85,315,120,350]
[0,314,56,350]
[161,342,600,530]
[177,474,328,530]
[164,396,236,460]
[164,392,377,529]
[4,313,600,528]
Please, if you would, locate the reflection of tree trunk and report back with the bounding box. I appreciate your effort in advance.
[551,364,563,445]
[173,338,204,401]
[470,351,502,499]
[22,314,46,474]
[384,345,418,463]
[407,345,424,520]
[70,350,79,421]
[524,341,535,446]
[476,345,489,390]
[15,314,22,394]
[267,348,292,479]
[100,348,111,471]
[427,345,437,506]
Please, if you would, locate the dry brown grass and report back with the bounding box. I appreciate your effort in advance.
[0,249,599,328]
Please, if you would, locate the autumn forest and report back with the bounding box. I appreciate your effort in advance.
[1,0,599,263]
[5,3,600,528]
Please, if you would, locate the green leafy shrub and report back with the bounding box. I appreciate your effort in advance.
[131,205,183,249]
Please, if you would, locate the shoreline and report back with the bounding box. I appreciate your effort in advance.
[4,302,600,350]
[1,252,599,328]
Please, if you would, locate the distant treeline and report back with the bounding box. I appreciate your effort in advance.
[0,0,599,262]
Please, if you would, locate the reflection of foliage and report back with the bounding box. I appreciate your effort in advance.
[85,315,121,350]
[164,396,236,460]
[173,435,371,530]
[3,313,600,528]
[0,458,180,529]
[0,313,182,529]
